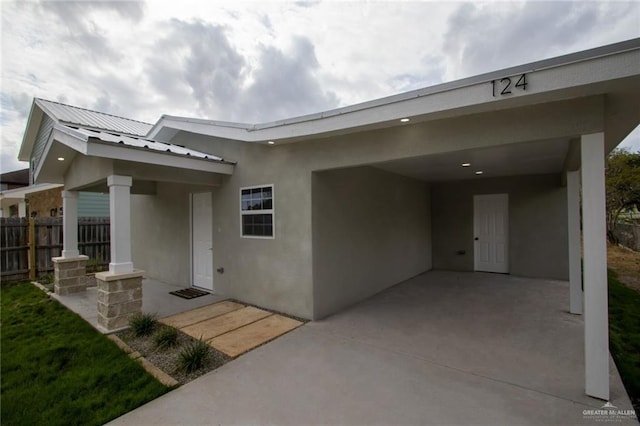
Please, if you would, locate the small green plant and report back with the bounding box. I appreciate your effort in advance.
[154,326,179,350]
[129,313,157,337]
[38,274,54,285]
[87,257,105,273]
[177,338,210,373]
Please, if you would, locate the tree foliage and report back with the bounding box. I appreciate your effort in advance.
[606,148,640,242]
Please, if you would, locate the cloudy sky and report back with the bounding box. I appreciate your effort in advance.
[1,0,639,173]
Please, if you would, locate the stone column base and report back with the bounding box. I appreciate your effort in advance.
[96,270,144,332]
[53,255,89,296]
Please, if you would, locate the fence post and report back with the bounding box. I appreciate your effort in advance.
[28,218,36,280]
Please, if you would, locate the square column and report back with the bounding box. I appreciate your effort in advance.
[567,171,583,315]
[54,190,87,295]
[61,190,79,258]
[99,175,142,332]
[108,175,134,274]
[53,255,89,295]
[581,132,609,401]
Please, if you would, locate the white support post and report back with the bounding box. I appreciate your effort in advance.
[580,132,609,401]
[567,170,583,315]
[61,191,79,258]
[18,200,27,218]
[107,175,134,274]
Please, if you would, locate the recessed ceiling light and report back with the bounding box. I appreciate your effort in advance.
[475,171,483,175]
[57,157,65,161]
[267,141,275,145]
[461,163,471,167]
[400,118,410,122]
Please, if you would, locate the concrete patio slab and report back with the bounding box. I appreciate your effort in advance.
[108,271,637,425]
[160,300,244,329]
[50,278,227,332]
[209,314,303,358]
[180,306,272,341]
[142,282,228,319]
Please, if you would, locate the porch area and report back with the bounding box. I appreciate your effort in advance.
[50,278,227,331]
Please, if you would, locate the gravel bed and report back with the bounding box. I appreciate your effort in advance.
[116,325,231,385]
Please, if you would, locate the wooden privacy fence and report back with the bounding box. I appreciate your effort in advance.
[0,217,110,282]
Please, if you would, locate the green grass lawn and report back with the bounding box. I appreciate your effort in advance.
[1,283,168,426]
[608,270,640,409]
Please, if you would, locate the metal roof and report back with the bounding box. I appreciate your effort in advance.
[61,125,227,162]
[36,99,152,137]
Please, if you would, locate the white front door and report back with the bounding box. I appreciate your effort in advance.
[192,192,213,290]
[473,194,509,273]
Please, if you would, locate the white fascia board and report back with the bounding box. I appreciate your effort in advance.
[149,39,640,144]
[52,125,91,153]
[86,141,235,175]
[18,102,45,161]
[148,116,254,140]
[33,126,88,182]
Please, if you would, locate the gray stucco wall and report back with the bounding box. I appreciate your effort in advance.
[133,98,595,319]
[154,134,315,318]
[431,174,568,280]
[312,166,432,319]
[131,182,212,286]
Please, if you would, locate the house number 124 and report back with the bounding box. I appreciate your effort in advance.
[491,73,528,97]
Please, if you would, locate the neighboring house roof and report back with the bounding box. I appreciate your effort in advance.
[0,168,29,186]
[0,184,109,218]
[0,183,64,204]
[148,37,640,147]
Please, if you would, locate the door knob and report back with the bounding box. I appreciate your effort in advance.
[474,237,479,241]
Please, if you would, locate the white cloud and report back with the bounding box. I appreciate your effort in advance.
[442,1,639,80]
[1,0,639,172]
[619,125,640,153]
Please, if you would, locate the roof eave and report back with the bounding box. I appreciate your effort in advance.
[85,140,235,175]
[18,101,46,161]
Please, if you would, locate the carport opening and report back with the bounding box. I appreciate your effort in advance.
[311,146,571,319]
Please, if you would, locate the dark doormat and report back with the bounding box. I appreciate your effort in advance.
[169,288,210,299]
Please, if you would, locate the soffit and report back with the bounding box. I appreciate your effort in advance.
[373,138,570,182]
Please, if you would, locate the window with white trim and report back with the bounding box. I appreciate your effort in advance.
[240,185,274,238]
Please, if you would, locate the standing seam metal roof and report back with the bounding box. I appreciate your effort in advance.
[58,124,230,163]
[36,98,152,137]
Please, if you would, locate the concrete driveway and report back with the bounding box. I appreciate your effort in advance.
[109,271,636,425]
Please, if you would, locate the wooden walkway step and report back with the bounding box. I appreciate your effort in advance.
[181,306,272,341]
[160,300,244,329]
[209,315,303,358]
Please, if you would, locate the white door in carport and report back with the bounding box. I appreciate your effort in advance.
[473,194,509,273]
[192,192,213,290]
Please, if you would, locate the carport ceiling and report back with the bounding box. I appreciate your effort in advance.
[373,138,570,182]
